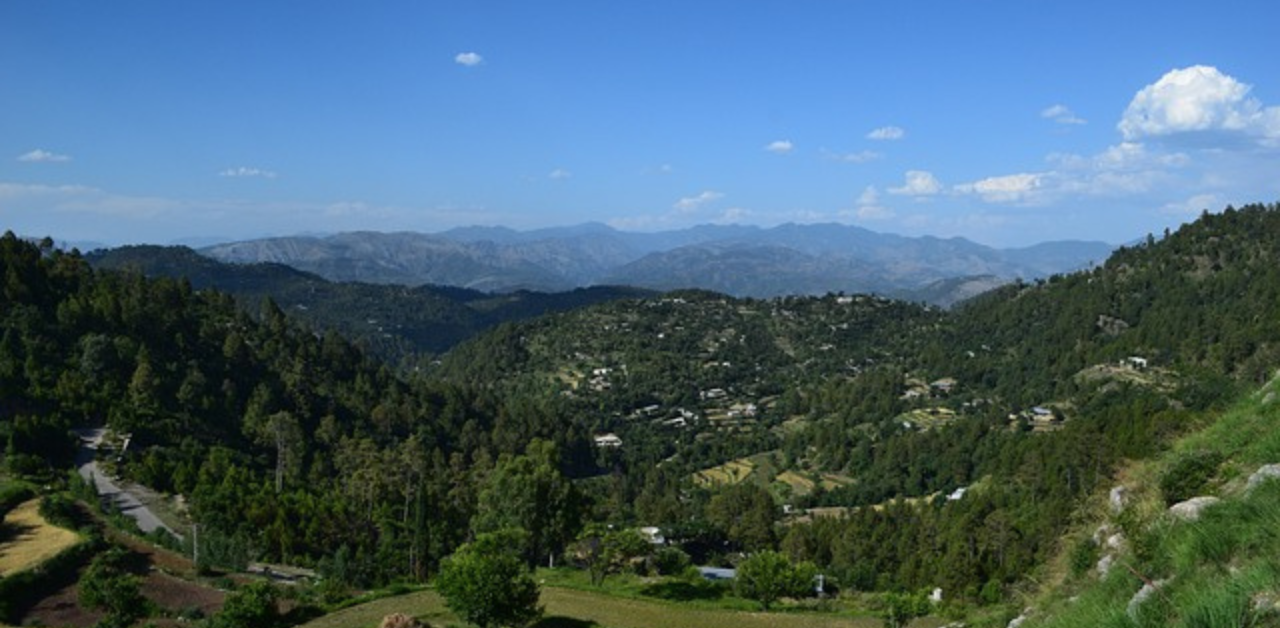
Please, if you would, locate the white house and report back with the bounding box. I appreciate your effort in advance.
[593,433,623,448]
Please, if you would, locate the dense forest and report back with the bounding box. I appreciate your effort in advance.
[4,202,1280,605]
[86,244,654,365]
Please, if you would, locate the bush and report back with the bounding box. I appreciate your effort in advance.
[880,590,932,628]
[653,546,692,576]
[734,550,818,610]
[79,547,150,628]
[1159,449,1224,506]
[38,493,81,530]
[1068,538,1099,579]
[213,581,281,628]
[436,530,542,628]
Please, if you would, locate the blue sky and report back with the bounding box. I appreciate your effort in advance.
[3,1,1279,247]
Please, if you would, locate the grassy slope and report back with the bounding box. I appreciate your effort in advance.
[0,498,82,577]
[1019,374,1280,628]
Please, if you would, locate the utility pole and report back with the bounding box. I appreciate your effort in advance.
[192,523,199,573]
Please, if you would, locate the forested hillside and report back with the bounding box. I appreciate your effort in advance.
[86,244,653,363]
[3,202,1280,614]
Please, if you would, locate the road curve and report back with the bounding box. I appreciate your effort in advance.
[73,427,183,542]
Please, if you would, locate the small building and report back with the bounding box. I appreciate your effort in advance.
[593,433,623,448]
[638,526,666,545]
[700,388,728,401]
[698,566,736,581]
[1126,356,1149,370]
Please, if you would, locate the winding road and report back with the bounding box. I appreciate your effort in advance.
[73,427,183,542]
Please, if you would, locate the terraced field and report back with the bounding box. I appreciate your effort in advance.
[0,498,82,577]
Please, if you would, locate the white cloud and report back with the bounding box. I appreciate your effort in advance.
[1160,193,1221,216]
[17,149,71,163]
[765,139,794,154]
[822,149,881,163]
[888,170,941,196]
[673,190,724,212]
[549,168,572,180]
[867,126,905,141]
[1119,65,1280,144]
[717,207,751,223]
[0,182,94,199]
[0,181,175,219]
[956,173,1046,204]
[1041,104,1086,125]
[454,52,484,67]
[849,185,894,221]
[219,166,277,179]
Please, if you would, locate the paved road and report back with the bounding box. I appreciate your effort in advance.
[73,427,183,541]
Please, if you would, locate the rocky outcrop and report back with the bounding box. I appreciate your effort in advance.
[1168,496,1220,521]
[1246,464,1280,492]
[1127,579,1169,621]
[1109,485,1129,515]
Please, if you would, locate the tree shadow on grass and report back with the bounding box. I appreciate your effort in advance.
[639,580,726,602]
[533,616,600,628]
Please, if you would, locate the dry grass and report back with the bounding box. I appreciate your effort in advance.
[775,470,815,493]
[299,586,890,628]
[694,458,758,487]
[0,498,82,577]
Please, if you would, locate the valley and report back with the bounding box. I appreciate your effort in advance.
[3,202,1280,627]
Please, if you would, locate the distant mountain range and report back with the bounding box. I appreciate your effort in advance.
[199,223,1114,305]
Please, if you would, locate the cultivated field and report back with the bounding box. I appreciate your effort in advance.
[0,498,82,576]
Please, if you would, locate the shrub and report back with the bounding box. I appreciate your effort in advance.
[1068,538,1099,579]
[653,546,692,576]
[1159,449,1224,506]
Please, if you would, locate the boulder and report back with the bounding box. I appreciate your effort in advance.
[1169,496,1220,521]
[1092,523,1111,545]
[1247,464,1280,492]
[1109,485,1129,514]
[380,614,427,628]
[1096,553,1115,577]
[1127,579,1168,621]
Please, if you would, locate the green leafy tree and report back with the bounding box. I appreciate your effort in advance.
[880,590,931,628]
[436,530,542,628]
[734,550,817,611]
[78,547,148,628]
[213,581,281,628]
[472,439,581,565]
[706,482,778,551]
[571,524,651,586]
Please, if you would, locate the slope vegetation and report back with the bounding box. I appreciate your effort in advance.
[1019,374,1280,627]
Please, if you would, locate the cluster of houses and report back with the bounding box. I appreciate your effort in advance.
[1007,405,1066,433]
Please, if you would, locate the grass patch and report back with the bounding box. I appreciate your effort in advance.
[0,498,82,577]
[298,584,890,628]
